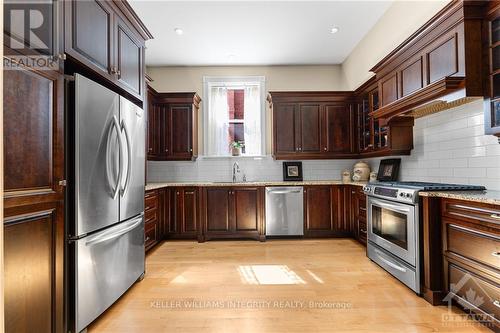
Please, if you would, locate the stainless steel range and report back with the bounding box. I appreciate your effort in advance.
[362,181,485,294]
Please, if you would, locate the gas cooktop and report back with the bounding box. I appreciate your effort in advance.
[370,181,486,191]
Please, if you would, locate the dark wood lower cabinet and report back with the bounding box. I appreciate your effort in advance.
[202,187,264,241]
[350,186,367,245]
[171,187,200,240]
[144,189,160,251]
[303,185,355,237]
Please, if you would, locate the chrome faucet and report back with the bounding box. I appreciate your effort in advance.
[232,162,240,182]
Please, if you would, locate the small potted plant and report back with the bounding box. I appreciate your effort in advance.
[229,141,244,156]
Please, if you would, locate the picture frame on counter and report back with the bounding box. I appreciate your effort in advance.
[377,158,401,181]
[283,161,303,181]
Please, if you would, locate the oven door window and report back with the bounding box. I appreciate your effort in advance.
[372,205,408,250]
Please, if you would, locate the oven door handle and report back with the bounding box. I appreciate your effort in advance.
[374,249,407,273]
[369,198,412,214]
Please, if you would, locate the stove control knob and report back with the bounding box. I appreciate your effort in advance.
[405,193,412,199]
[399,192,404,197]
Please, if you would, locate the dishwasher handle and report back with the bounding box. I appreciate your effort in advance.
[266,187,303,194]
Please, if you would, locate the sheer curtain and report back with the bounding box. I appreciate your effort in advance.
[243,85,261,156]
[206,86,229,156]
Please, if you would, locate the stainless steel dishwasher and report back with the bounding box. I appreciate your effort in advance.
[265,187,304,236]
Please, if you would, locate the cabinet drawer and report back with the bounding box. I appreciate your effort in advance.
[443,199,500,228]
[358,195,366,209]
[445,223,500,272]
[145,194,158,212]
[448,263,500,327]
[145,209,157,224]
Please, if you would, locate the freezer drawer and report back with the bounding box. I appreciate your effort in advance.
[74,215,145,332]
[265,187,304,236]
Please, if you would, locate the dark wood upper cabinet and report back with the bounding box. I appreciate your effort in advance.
[322,104,354,155]
[370,1,487,119]
[64,0,113,77]
[170,104,193,159]
[64,0,152,100]
[298,104,322,154]
[202,187,263,241]
[273,103,298,155]
[147,92,200,161]
[115,16,144,97]
[268,92,356,160]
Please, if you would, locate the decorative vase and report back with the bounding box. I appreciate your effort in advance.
[342,170,351,183]
[231,147,241,156]
[352,161,370,182]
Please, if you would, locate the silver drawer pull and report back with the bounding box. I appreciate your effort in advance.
[494,300,500,309]
[492,252,500,258]
[491,214,500,219]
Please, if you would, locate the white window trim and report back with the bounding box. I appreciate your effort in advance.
[202,75,267,158]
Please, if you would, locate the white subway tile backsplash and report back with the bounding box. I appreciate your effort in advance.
[148,99,500,191]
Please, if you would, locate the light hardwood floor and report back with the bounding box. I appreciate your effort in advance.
[89,239,491,332]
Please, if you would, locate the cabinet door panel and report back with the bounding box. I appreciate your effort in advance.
[233,188,259,232]
[206,188,231,232]
[116,18,144,97]
[274,103,297,154]
[305,186,333,232]
[182,189,198,233]
[427,35,458,84]
[401,58,423,97]
[4,202,64,333]
[147,102,160,158]
[380,74,398,106]
[170,105,192,158]
[323,104,353,154]
[299,104,321,153]
[65,0,112,76]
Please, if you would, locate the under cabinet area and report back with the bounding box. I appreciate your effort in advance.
[147,89,200,161]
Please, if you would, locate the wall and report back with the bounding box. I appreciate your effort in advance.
[147,65,348,154]
[341,0,450,90]
[148,100,500,191]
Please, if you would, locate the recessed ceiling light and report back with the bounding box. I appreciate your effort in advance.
[330,27,339,34]
[228,54,236,61]
[174,28,184,35]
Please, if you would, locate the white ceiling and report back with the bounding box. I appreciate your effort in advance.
[130,1,393,66]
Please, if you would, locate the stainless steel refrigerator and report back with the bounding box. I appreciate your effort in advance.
[67,74,145,332]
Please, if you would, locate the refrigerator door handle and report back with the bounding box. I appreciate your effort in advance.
[120,119,132,196]
[106,115,124,199]
[85,216,143,246]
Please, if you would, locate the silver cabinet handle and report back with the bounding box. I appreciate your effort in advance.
[120,119,132,196]
[492,252,500,258]
[493,300,500,309]
[491,214,500,219]
[86,217,142,246]
[324,147,327,151]
[145,236,150,242]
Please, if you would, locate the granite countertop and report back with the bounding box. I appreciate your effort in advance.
[419,190,500,205]
[145,180,367,191]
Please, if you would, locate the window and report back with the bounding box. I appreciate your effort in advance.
[203,76,266,157]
